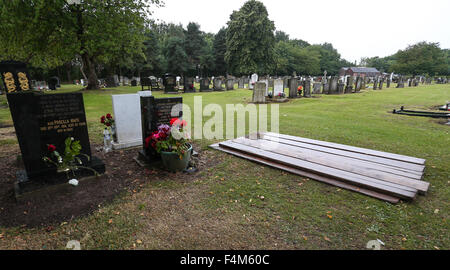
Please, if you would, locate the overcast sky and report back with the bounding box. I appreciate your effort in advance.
[151,0,450,63]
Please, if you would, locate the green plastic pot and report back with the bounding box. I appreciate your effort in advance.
[160,143,192,172]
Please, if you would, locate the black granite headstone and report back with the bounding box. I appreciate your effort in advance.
[141,77,151,91]
[200,78,211,92]
[48,77,59,90]
[7,92,105,195]
[139,96,183,162]
[163,74,177,93]
[183,77,195,93]
[0,61,32,93]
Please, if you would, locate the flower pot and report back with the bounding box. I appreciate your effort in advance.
[160,144,192,172]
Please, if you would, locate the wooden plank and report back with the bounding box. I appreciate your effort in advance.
[219,140,417,200]
[232,137,429,194]
[261,133,425,173]
[210,144,400,204]
[259,136,423,180]
[262,132,426,165]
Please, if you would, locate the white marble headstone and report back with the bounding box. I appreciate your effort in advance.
[274,79,284,96]
[111,94,143,150]
[250,73,258,90]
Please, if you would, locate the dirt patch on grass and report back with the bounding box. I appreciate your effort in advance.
[0,127,16,140]
[0,143,213,228]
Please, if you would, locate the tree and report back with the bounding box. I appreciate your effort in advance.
[274,41,320,75]
[0,0,160,89]
[275,30,290,43]
[164,36,188,75]
[213,27,227,75]
[390,42,447,76]
[225,0,275,75]
[184,22,206,76]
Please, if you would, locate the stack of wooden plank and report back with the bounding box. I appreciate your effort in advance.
[210,132,428,203]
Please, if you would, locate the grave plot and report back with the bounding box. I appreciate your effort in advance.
[211,132,428,203]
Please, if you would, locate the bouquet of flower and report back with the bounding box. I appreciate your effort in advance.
[43,137,99,178]
[297,85,303,95]
[100,113,114,127]
[145,118,190,159]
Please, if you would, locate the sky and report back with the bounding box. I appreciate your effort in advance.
[151,0,450,63]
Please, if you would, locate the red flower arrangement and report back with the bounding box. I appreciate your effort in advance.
[145,118,190,158]
[48,144,56,152]
[100,113,114,127]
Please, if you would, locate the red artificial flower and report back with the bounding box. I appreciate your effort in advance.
[48,144,56,152]
[106,122,111,127]
[170,118,179,126]
[298,86,303,91]
[100,115,106,123]
[181,120,187,127]
[106,113,112,119]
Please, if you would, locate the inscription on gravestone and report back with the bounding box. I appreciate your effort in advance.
[0,61,32,93]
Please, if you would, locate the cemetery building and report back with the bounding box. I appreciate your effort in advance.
[339,67,381,78]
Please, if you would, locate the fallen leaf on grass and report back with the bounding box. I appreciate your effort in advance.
[402,237,407,241]
[0,233,4,239]
[434,209,439,214]
[327,214,333,219]
[136,240,142,244]
[108,219,113,224]
[303,236,308,241]
[324,236,331,242]
[434,246,440,250]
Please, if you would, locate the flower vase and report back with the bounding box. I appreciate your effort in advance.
[160,144,193,172]
[111,124,117,143]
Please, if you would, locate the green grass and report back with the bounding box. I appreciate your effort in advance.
[0,83,449,250]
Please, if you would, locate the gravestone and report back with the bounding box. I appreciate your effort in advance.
[183,77,195,93]
[7,91,105,196]
[261,79,269,95]
[139,96,183,162]
[226,79,234,90]
[238,78,245,89]
[131,79,137,86]
[329,77,338,94]
[322,83,329,94]
[249,73,258,90]
[312,82,322,94]
[355,77,362,92]
[303,79,311,97]
[106,76,119,87]
[268,78,274,89]
[252,82,266,103]
[378,78,383,90]
[213,78,224,91]
[200,78,211,92]
[386,78,391,88]
[345,76,353,93]
[373,78,378,90]
[48,77,60,90]
[273,79,284,96]
[141,77,151,91]
[163,74,177,93]
[112,94,143,149]
[397,77,405,88]
[150,76,160,91]
[337,82,345,94]
[0,61,32,93]
[289,78,298,98]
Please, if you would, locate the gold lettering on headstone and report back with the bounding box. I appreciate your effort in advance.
[17,72,30,90]
[3,72,16,93]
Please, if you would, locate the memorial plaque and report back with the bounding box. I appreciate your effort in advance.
[7,92,104,192]
[0,61,32,93]
[140,96,183,160]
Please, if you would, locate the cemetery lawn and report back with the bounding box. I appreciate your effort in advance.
[0,84,449,250]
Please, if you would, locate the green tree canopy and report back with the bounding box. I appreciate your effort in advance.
[225,0,275,76]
